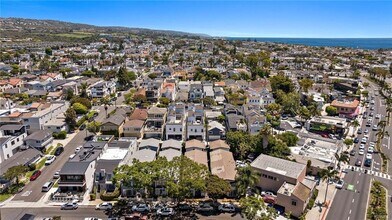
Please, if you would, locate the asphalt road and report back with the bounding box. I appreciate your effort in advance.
[12,130,90,202]
[0,206,107,220]
[327,77,391,220]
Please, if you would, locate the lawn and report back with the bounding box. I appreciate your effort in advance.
[36,157,47,170]
[0,193,12,202]
[54,32,93,38]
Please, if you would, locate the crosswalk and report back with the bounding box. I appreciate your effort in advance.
[346,165,392,180]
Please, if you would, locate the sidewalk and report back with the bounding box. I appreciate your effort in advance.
[306,180,337,220]
[52,130,80,148]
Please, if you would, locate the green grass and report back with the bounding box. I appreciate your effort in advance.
[54,32,93,38]
[87,110,97,119]
[45,145,55,155]
[0,193,12,202]
[25,170,34,179]
[36,158,47,170]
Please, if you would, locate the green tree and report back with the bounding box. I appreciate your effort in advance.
[235,165,260,197]
[343,138,354,146]
[206,174,231,201]
[276,132,299,147]
[82,70,95,77]
[80,82,89,98]
[335,153,350,170]
[71,97,92,109]
[299,78,314,92]
[72,103,88,114]
[240,196,277,220]
[65,89,74,101]
[326,106,338,116]
[270,73,295,93]
[217,114,225,124]
[202,97,216,107]
[159,97,170,106]
[65,107,77,130]
[87,121,101,134]
[4,165,29,184]
[45,48,52,56]
[265,103,282,117]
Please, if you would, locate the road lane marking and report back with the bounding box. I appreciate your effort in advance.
[349,210,352,214]
[352,199,355,203]
[21,191,32,197]
[357,180,359,184]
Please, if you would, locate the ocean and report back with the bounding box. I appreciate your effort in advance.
[226,38,392,50]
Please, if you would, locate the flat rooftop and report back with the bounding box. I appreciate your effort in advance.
[100,148,128,160]
[291,137,341,165]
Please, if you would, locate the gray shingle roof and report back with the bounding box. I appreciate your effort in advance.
[251,154,306,179]
[161,139,182,151]
[60,161,91,175]
[24,130,52,141]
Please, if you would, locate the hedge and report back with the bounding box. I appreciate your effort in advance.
[100,188,120,201]
[53,131,67,139]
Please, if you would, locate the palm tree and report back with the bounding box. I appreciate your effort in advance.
[319,167,338,204]
[80,82,89,98]
[335,153,350,170]
[351,119,360,128]
[100,96,111,118]
[235,165,261,197]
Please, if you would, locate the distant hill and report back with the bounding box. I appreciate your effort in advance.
[0,17,210,41]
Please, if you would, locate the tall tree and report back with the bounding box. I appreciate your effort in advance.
[319,167,338,204]
[235,165,260,197]
[65,107,77,130]
[334,153,350,170]
[206,174,231,201]
[299,78,314,92]
[4,165,29,184]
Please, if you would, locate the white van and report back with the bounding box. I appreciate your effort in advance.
[42,181,54,192]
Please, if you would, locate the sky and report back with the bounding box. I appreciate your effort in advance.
[1,0,392,38]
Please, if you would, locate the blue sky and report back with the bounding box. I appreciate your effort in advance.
[1,1,392,38]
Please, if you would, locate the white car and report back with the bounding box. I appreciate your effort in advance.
[359,144,365,149]
[53,170,60,179]
[157,207,175,216]
[364,129,369,134]
[218,203,236,213]
[75,147,82,154]
[261,191,276,197]
[370,142,376,148]
[376,114,381,119]
[359,149,365,155]
[335,180,344,189]
[372,125,378,131]
[132,204,150,212]
[45,155,56,165]
[69,154,76,160]
[361,137,367,144]
[366,153,373,160]
[368,147,374,153]
[95,202,112,210]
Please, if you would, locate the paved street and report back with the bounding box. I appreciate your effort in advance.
[12,130,90,203]
[327,77,392,220]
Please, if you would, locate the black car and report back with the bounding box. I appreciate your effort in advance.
[84,135,94,141]
[177,203,193,212]
[350,150,356,156]
[79,123,86,130]
[54,147,64,156]
[357,129,362,134]
[354,138,359,143]
[364,159,372,167]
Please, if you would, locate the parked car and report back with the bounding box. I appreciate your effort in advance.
[218,203,236,213]
[370,142,376,148]
[79,123,86,130]
[75,147,82,154]
[96,202,113,210]
[355,158,362,166]
[368,147,374,153]
[357,128,362,134]
[54,147,64,156]
[359,149,365,155]
[321,134,329,138]
[61,202,78,210]
[359,144,365,149]
[366,153,373,160]
[335,179,344,189]
[45,155,56,165]
[261,191,276,197]
[376,114,381,119]
[30,170,42,181]
[177,203,193,212]
[354,137,359,143]
[364,129,369,134]
[69,154,76,160]
[361,137,367,144]
[132,204,150,212]
[197,203,214,212]
[262,196,276,204]
[350,150,356,156]
[364,159,372,167]
[42,181,54,192]
[370,106,375,111]
[53,170,60,179]
[85,135,94,141]
[328,134,336,139]
[157,207,175,216]
[372,125,378,131]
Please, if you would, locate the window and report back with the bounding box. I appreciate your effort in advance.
[173,128,176,132]
[291,200,297,206]
[11,141,15,145]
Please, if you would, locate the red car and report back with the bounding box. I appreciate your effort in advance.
[263,195,276,204]
[30,170,42,181]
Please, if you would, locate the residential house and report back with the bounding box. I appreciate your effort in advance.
[101,112,126,136]
[129,108,148,121]
[251,154,316,217]
[161,82,176,101]
[144,107,167,139]
[186,104,205,140]
[224,104,247,132]
[189,82,204,101]
[24,130,54,151]
[330,99,360,119]
[207,120,226,141]
[184,139,208,167]
[209,140,237,184]
[159,139,182,161]
[243,105,267,135]
[139,138,160,152]
[44,117,68,133]
[165,103,185,140]
[123,120,144,138]
[88,80,116,98]
[0,124,27,163]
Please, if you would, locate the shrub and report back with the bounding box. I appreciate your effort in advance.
[90,194,96,201]
[100,188,120,201]
[71,97,92,109]
[72,103,88,114]
[76,116,87,127]
[28,163,36,171]
[53,131,67,139]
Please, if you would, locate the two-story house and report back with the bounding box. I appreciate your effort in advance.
[165,103,186,140]
[189,82,204,102]
[186,104,205,140]
[88,80,116,98]
[24,130,54,151]
[0,124,27,163]
[144,107,167,139]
